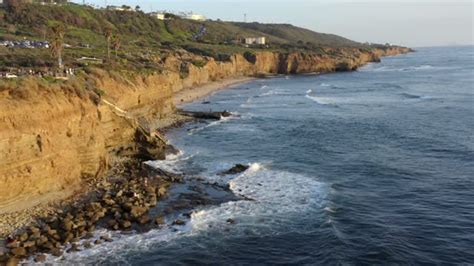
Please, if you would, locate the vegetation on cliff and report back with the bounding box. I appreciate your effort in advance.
[0,1,396,71]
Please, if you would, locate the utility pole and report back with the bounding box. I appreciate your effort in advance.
[244,13,247,23]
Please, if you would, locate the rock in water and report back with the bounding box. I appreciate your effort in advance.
[34,254,47,263]
[219,164,249,175]
[165,144,180,157]
[155,216,165,225]
[138,215,151,224]
[172,219,186,226]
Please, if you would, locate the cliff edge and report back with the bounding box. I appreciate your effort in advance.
[0,47,411,217]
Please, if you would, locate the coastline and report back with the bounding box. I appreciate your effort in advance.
[0,50,412,264]
[173,76,255,106]
[0,76,254,239]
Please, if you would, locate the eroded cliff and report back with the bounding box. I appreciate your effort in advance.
[0,47,410,214]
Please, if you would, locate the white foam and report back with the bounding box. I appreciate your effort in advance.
[324,206,336,213]
[187,115,236,135]
[259,90,277,96]
[306,89,313,94]
[247,162,263,173]
[305,94,334,105]
[365,64,435,73]
[146,150,195,174]
[165,149,184,160]
[189,163,328,235]
[38,160,328,264]
[320,83,331,87]
[36,226,186,265]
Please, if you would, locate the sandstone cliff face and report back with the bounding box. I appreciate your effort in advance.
[0,47,410,213]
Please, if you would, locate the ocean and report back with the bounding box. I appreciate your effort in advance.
[60,46,474,265]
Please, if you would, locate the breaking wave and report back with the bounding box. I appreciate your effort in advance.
[48,161,328,265]
[304,89,338,105]
[187,115,237,135]
[189,162,328,234]
[365,64,435,72]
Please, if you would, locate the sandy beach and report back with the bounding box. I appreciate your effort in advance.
[173,77,255,106]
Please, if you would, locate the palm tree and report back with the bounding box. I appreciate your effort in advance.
[112,35,121,59]
[103,26,113,60]
[50,24,66,70]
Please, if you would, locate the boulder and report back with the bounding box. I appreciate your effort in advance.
[61,219,74,231]
[172,219,186,226]
[155,216,165,225]
[138,215,151,224]
[34,254,47,263]
[10,247,26,257]
[120,220,132,229]
[37,235,49,245]
[22,241,36,248]
[83,241,93,249]
[100,235,113,242]
[107,219,118,230]
[5,240,19,249]
[63,232,74,243]
[18,233,28,242]
[130,206,147,219]
[157,187,167,197]
[6,257,20,266]
[219,164,249,175]
[50,248,62,257]
[165,144,181,157]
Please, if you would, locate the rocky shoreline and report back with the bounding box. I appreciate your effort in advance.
[0,111,246,265]
[0,48,412,264]
[0,159,168,264]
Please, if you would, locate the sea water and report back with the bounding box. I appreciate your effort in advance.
[60,46,474,265]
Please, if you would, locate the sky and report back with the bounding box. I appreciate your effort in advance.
[72,0,474,47]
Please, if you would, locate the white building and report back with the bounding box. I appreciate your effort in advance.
[150,12,167,20]
[107,5,136,12]
[183,13,206,21]
[245,37,266,45]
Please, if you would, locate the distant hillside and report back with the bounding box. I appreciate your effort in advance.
[0,2,371,70]
[231,22,360,47]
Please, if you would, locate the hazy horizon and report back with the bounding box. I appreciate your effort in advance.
[71,0,473,48]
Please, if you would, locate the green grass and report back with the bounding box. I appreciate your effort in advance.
[0,2,376,72]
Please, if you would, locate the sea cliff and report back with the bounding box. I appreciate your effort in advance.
[0,46,411,217]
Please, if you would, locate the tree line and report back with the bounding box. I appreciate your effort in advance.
[48,23,122,70]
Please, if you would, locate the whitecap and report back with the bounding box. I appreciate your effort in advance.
[189,163,328,234]
[145,149,195,174]
[35,227,186,265]
[187,115,237,135]
[165,149,184,160]
[40,160,328,264]
[324,206,336,213]
[305,94,335,105]
[260,90,278,96]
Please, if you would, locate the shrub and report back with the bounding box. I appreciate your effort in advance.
[243,51,257,64]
